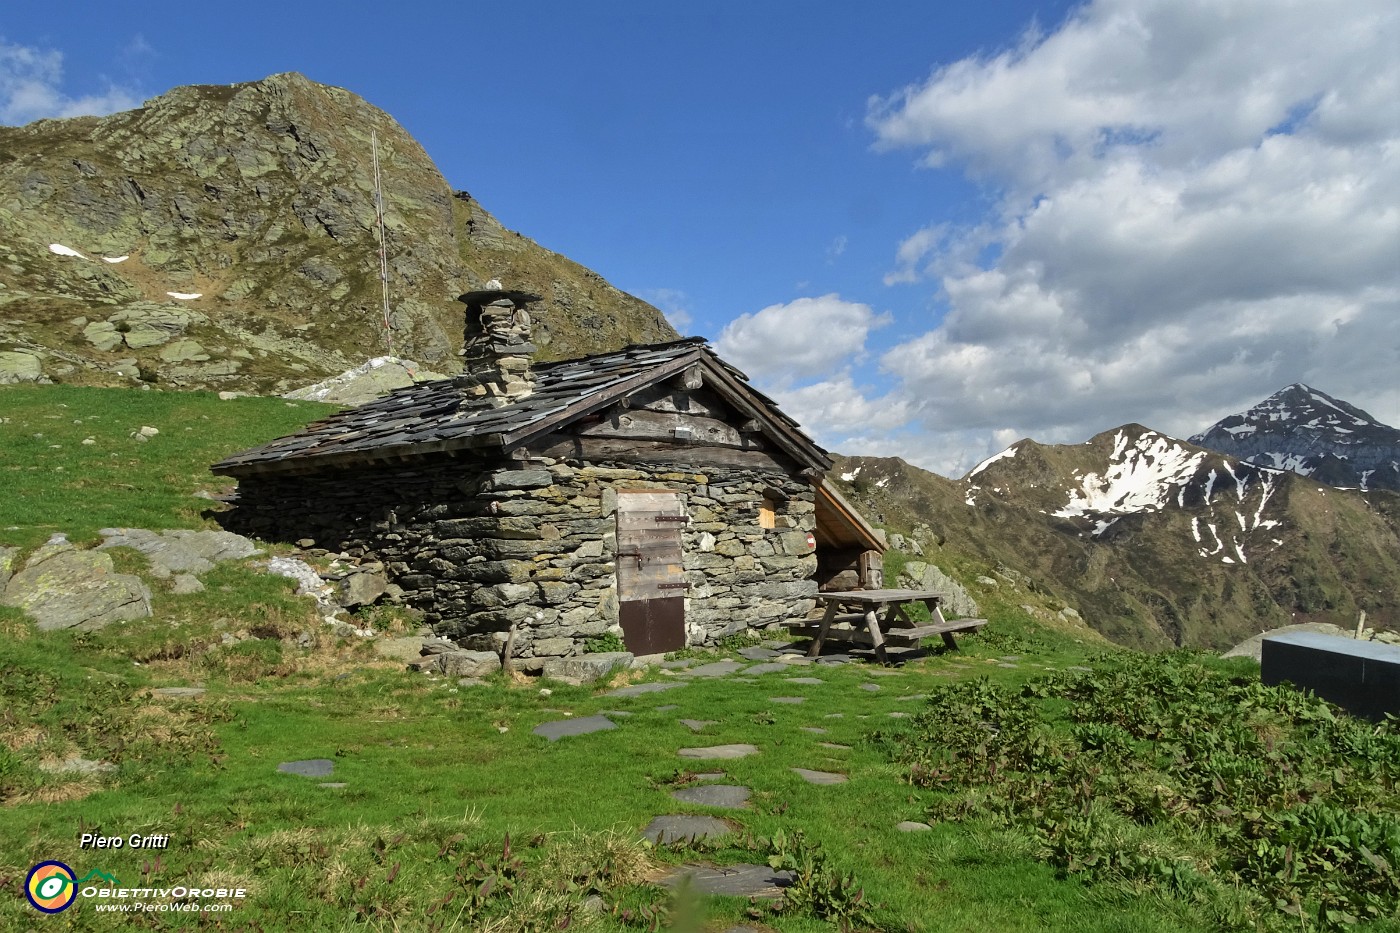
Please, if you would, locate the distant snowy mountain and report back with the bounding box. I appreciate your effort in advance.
[1190,384,1400,492]
[833,421,1400,651]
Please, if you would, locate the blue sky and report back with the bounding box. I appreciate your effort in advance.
[3,1,1397,475]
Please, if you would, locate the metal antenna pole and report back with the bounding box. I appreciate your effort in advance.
[372,129,394,356]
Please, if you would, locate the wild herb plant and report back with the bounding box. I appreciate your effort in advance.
[886,654,1400,930]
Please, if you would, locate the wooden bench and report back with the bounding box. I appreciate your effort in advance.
[784,617,987,649]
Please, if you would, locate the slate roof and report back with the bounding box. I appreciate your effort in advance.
[212,338,831,477]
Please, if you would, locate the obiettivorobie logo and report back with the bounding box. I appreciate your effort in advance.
[24,862,121,914]
[23,860,246,914]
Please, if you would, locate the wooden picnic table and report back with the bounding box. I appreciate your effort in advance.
[802,588,987,665]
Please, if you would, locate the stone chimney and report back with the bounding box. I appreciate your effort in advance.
[455,281,542,405]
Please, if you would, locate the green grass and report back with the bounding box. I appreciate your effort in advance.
[1,615,1221,932]
[0,385,337,548]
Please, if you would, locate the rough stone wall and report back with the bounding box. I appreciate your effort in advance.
[224,454,818,665]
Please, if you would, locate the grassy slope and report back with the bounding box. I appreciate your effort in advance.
[0,385,1392,931]
[0,385,338,549]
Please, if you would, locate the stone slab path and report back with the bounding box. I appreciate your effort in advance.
[671,784,750,809]
[603,682,685,698]
[792,768,847,785]
[656,863,793,900]
[533,715,616,741]
[679,744,758,760]
[278,759,333,777]
[679,719,715,732]
[643,815,733,845]
[684,660,748,678]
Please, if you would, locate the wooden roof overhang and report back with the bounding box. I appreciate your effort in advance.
[814,479,886,553]
[212,339,832,479]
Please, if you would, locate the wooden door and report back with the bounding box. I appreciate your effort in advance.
[616,491,687,654]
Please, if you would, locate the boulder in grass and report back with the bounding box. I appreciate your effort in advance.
[2,536,151,631]
[435,650,502,678]
[540,652,634,684]
[337,570,388,608]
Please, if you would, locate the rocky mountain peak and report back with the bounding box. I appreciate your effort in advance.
[1190,384,1400,491]
[0,73,677,392]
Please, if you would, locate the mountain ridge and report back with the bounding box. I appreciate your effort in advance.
[836,422,1399,651]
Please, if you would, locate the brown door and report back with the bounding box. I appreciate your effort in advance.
[616,491,687,655]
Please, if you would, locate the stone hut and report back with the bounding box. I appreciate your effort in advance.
[212,288,885,665]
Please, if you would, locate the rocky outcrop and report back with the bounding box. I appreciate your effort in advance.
[896,560,979,618]
[97,527,260,577]
[282,356,449,405]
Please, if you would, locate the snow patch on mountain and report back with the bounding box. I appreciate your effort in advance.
[968,444,1018,478]
[1054,431,1205,518]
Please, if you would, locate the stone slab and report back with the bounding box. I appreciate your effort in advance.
[859,683,881,692]
[684,660,747,678]
[151,687,205,698]
[792,768,847,785]
[533,715,616,742]
[799,726,828,734]
[642,815,734,845]
[768,696,805,704]
[784,677,824,685]
[656,863,793,900]
[679,719,716,732]
[897,821,933,832]
[671,784,751,809]
[742,662,789,675]
[679,744,758,760]
[278,759,334,778]
[737,646,781,660]
[603,682,686,698]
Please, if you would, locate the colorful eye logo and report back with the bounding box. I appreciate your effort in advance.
[25,861,77,913]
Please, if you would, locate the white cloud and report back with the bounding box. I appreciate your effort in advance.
[715,294,890,382]
[825,234,848,264]
[0,39,142,125]
[860,0,1400,476]
[771,373,912,437]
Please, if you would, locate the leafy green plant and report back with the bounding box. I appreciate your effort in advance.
[584,631,625,654]
[764,828,886,931]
